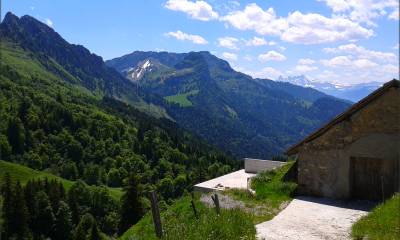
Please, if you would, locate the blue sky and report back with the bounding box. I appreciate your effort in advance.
[2,0,399,85]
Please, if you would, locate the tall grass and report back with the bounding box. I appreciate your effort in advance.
[352,193,400,240]
[120,195,256,240]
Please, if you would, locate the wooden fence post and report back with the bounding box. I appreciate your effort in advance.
[191,193,198,219]
[211,193,220,215]
[150,191,163,238]
[381,175,385,202]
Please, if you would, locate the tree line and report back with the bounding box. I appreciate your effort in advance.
[1,172,145,239]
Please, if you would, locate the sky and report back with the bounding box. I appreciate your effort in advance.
[2,0,399,85]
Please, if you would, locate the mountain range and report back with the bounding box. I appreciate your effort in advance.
[277,75,383,102]
[107,52,351,158]
[1,12,352,159]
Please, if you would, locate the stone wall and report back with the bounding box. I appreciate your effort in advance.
[297,87,400,199]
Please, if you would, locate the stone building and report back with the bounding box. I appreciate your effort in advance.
[286,79,400,200]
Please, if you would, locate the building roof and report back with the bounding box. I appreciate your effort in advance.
[286,79,400,155]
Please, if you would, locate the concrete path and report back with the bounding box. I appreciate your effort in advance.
[256,196,375,240]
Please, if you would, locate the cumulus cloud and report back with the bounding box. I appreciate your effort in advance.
[218,37,239,49]
[221,3,287,36]
[244,55,253,61]
[294,65,318,73]
[165,30,208,44]
[298,58,316,65]
[45,18,53,27]
[221,3,373,44]
[165,0,219,21]
[222,52,238,61]
[323,44,397,62]
[318,0,399,25]
[321,55,378,69]
[258,51,286,62]
[250,67,283,80]
[281,11,373,44]
[388,8,399,20]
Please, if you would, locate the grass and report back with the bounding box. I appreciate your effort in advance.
[119,195,256,240]
[0,160,123,201]
[164,90,199,107]
[226,161,297,223]
[352,193,400,240]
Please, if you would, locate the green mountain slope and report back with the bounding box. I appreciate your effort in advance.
[0,13,238,201]
[107,51,351,158]
[0,160,123,200]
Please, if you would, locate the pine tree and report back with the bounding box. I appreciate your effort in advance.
[1,173,14,239]
[32,191,55,238]
[88,221,101,240]
[13,181,31,240]
[6,117,25,154]
[53,201,73,240]
[118,173,144,235]
[73,213,94,240]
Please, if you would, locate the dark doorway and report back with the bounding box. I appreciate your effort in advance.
[350,157,394,200]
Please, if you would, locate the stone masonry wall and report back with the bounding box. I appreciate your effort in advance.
[297,87,400,199]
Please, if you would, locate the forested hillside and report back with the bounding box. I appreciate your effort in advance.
[0,13,237,239]
[107,51,351,158]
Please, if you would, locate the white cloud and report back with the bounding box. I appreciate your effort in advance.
[165,30,208,44]
[277,46,286,51]
[281,11,373,44]
[323,44,397,62]
[244,55,253,61]
[318,0,399,25]
[388,8,399,20]
[353,59,378,68]
[165,0,219,21]
[251,67,283,80]
[258,51,286,62]
[218,37,239,49]
[245,36,267,46]
[45,18,53,27]
[294,65,318,73]
[222,52,238,61]
[221,3,288,36]
[221,3,373,44]
[393,43,400,50]
[298,58,316,65]
[321,55,353,67]
[321,55,378,69]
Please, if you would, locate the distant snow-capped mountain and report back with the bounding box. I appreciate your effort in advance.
[277,75,383,102]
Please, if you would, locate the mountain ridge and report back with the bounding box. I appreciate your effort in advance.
[107,51,352,158]
[278,75,382,102]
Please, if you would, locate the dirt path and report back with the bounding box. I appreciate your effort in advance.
[256,196,375,240]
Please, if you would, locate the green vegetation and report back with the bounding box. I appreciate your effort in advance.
[120,195,256,240]
[164,90,199,107]
[227,161,297,223]
[352,193,400,240]
[1,13,239,239]
[0,160,123,200]
[1,173,119,239]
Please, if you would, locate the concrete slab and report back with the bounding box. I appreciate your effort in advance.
[256,196,374,240]
[194,169,256,192]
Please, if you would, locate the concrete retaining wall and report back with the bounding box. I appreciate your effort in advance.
[244,158,286,173]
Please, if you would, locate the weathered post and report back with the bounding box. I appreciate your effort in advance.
[191,193,198,219]
[381,175,385,202]
[150,191,163,238]
[211,193,220,215]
